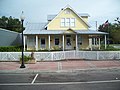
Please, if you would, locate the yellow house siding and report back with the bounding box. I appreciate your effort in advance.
[37,35,63,50]
[47,8,88,30]
[26,34,89,50]
[50,35,62,49]
[38,35,48,49]
[71,35,76,49]
[24,6,103,51]
[27,35,36,50]
[81,16,88,22]
[79,35,89,49]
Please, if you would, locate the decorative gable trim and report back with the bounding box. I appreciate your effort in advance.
[63,28,77,34]
[47,13,90,21]
[45,5,91,29]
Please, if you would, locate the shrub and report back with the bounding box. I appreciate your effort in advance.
[20,55,32,62]
[101,45,120,51]
[0,46,21,52]
[52,46,61,50]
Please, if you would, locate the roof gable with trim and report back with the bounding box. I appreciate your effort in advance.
[45,5,90,30]
[63,28,77,34]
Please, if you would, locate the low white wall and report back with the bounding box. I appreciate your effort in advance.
[0,51,120,61]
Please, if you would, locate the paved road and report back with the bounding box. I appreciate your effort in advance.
[0,70,120,90]
[0,82,120,90]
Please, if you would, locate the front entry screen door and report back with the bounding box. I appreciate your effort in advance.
[66,35,72,49]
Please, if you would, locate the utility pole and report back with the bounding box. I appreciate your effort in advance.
[95,21,98,31]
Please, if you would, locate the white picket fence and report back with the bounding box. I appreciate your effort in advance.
[0,51,120,61]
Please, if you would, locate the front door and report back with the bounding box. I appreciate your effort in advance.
[66,35,72,49]
[40,38,46,49]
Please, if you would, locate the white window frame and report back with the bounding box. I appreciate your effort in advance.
[70,18,75,27]
[61,18,75,27]
[54,37,60,45]
[61,18,65,27]
[66,18,70,27]
[28,36,35,46]
[40,38,46,48]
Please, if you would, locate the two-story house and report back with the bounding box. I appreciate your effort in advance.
[23,5,107,51]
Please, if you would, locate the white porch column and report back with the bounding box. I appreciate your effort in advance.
[62,35,65,51]
[96,38,98,45]
[48,35,51,50]
[89,38,92,51]
[94,38,95,45]
[76,34,78,51]
[24,36,26,51]
[36,35,38,51]
[105,35,107,49]
[98,37,100,50]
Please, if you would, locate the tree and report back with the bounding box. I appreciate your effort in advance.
[114,17,120,25]
[98,18,120,44]
[111,29,120,43]
[0,16,22,33]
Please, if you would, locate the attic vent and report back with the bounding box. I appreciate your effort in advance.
[65,10,71,14]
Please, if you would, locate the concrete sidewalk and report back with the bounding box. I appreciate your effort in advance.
[0,60,120,73]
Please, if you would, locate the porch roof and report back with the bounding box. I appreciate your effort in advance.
[75,30,108,35]
[24,29,107,35]
[24,23,107,35]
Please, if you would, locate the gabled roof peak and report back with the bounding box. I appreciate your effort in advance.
[64,4,72,8]
[45,5,90,28]
[61,4,73,10]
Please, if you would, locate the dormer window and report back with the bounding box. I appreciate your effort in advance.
[65,10,71,14]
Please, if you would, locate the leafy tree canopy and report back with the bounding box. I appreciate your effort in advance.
[98,17,120,44]
[0,16,22,33]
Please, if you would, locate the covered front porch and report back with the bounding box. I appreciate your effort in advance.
[23,30,107,51]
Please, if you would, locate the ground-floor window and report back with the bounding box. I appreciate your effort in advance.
[28,36,35,46]
[55,37,59,45]
[41,38,46,48]
[92,38,98,45]
[78,35,82,45]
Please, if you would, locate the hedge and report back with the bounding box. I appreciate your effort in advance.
[0,46,21,52]
[101,45,120,51]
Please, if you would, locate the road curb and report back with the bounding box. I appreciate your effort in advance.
[0,67,120,74]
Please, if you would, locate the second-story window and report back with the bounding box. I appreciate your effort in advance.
[66,18,70,27]
[70,18,75,27]
[61,18,75,27]
[61,18,65,27]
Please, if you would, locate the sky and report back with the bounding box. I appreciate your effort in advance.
[0,0,120,30]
